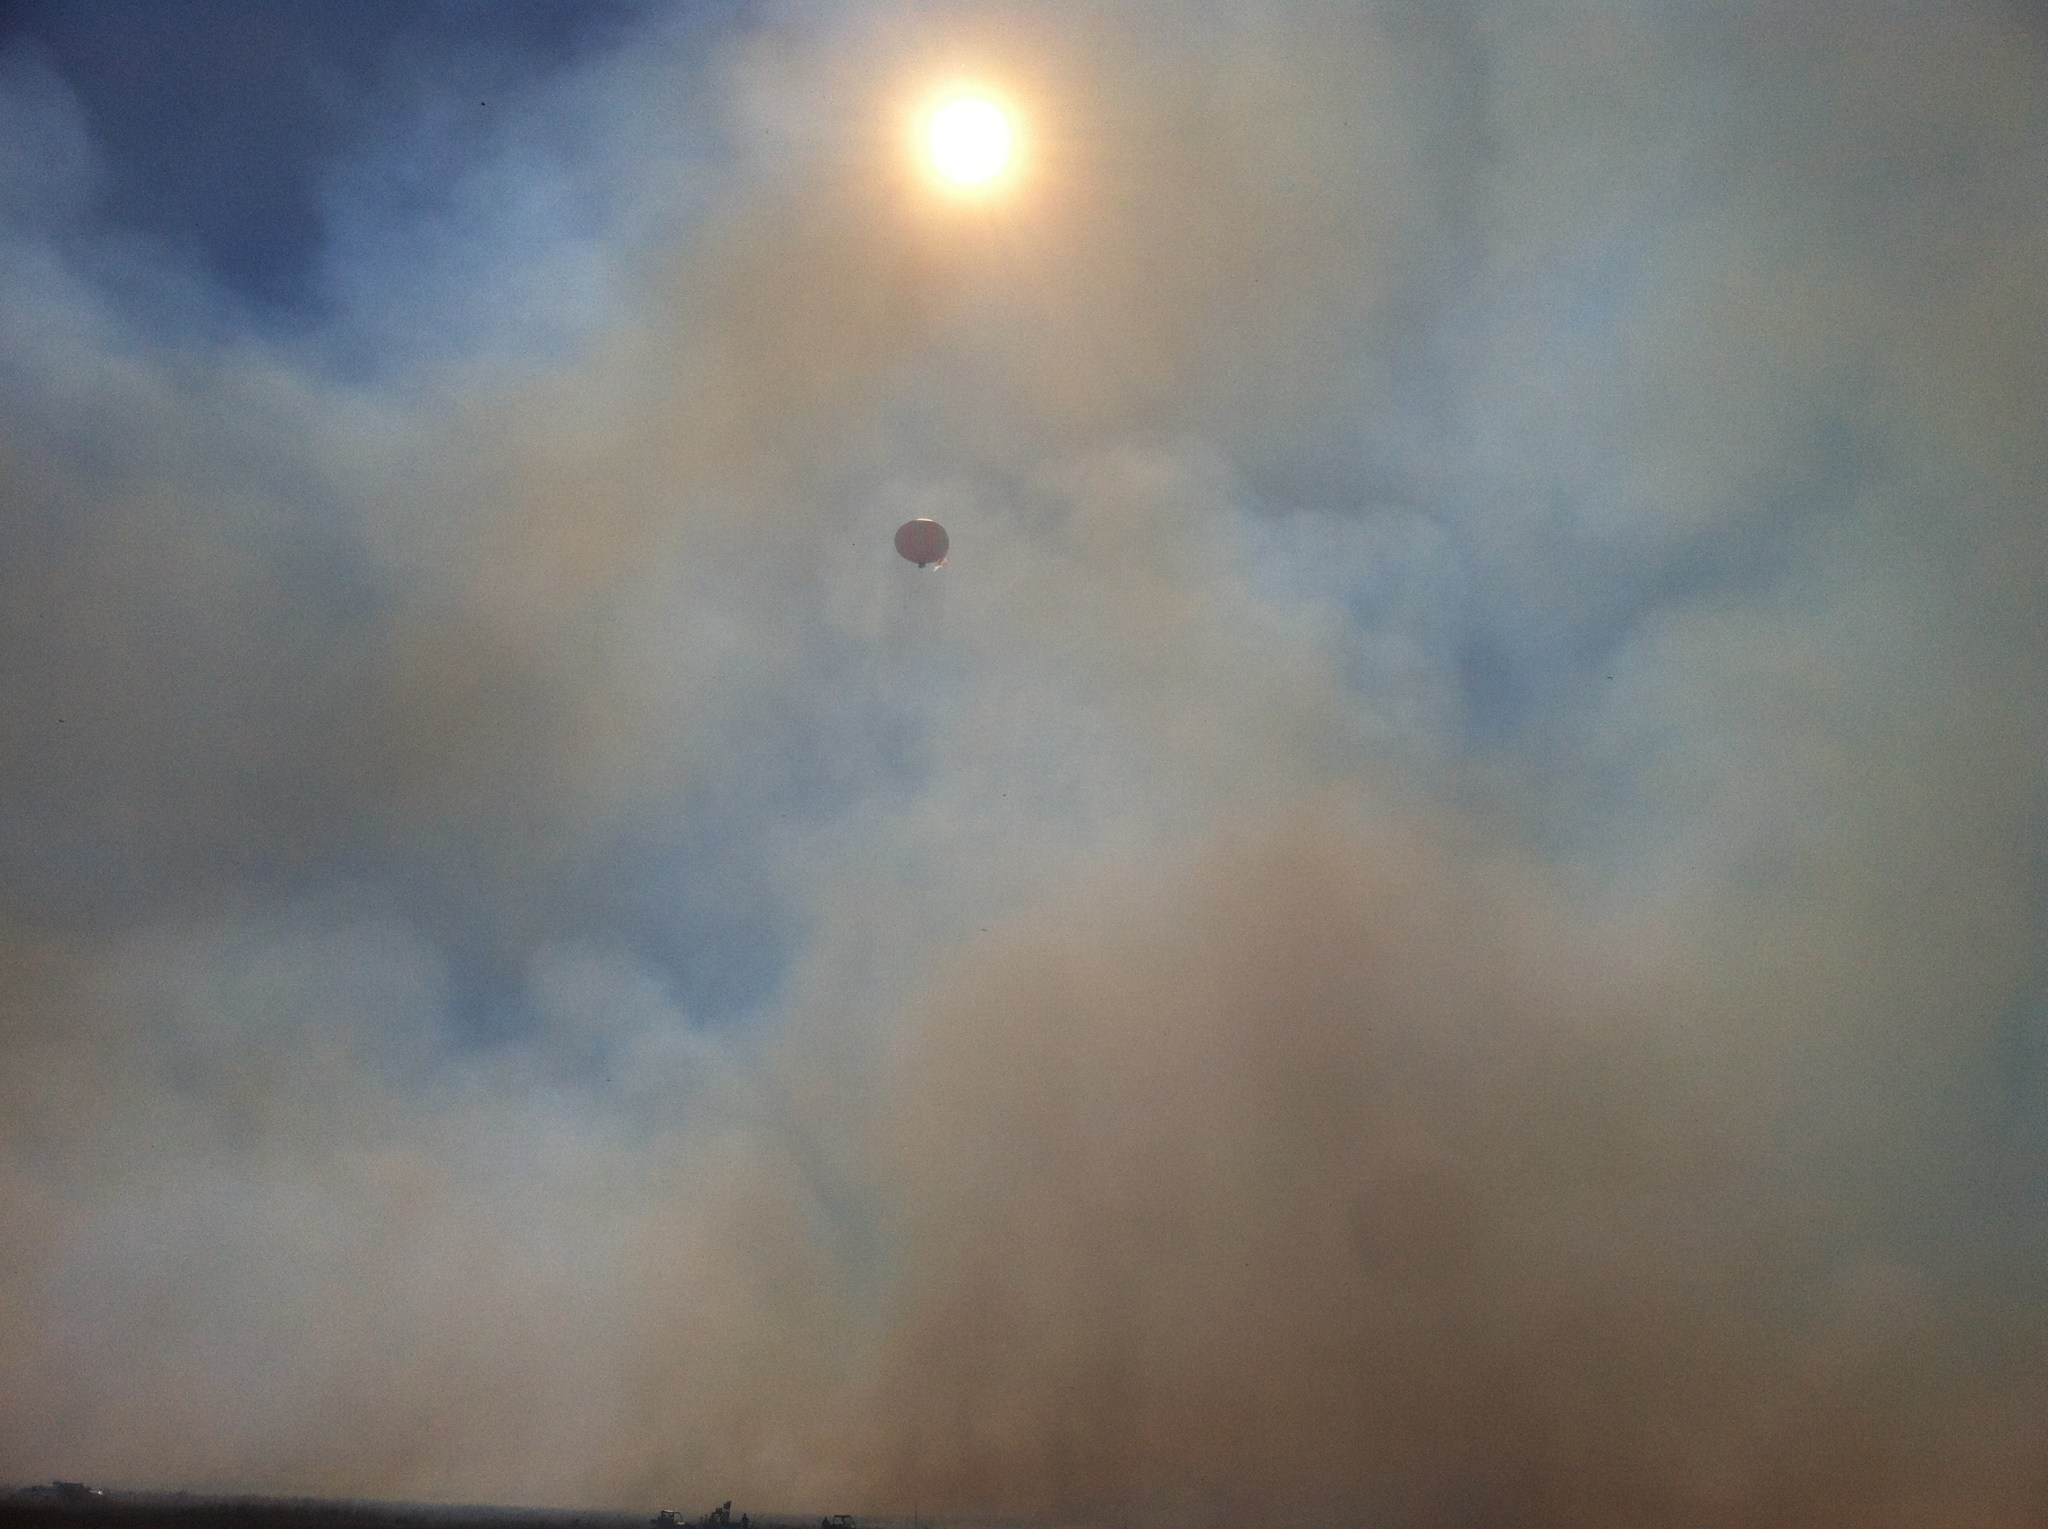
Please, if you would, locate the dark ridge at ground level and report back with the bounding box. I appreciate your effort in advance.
[0,1497,843,1529]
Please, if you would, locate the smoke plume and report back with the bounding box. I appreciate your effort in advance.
[0,2,2044,1524]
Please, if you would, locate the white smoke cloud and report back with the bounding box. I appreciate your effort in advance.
[0,2,2044,1523]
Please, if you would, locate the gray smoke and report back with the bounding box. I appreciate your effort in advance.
[1,2,2044,1523]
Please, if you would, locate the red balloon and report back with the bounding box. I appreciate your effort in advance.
[894,518,949,567]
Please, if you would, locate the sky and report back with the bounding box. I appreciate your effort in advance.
[0,1,2045,1523]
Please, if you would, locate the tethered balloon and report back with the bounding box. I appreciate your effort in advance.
[895,518,949,568]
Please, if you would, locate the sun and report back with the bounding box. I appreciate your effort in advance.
[923,92,1016,190]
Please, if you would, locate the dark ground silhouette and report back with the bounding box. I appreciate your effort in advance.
[0,1492,830,1529]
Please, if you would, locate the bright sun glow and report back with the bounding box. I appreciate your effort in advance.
[924,94,1015,188]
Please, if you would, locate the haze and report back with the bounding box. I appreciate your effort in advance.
[0,3,2044,1525]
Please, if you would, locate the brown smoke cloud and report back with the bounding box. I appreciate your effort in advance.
[0,2,2045,1524]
